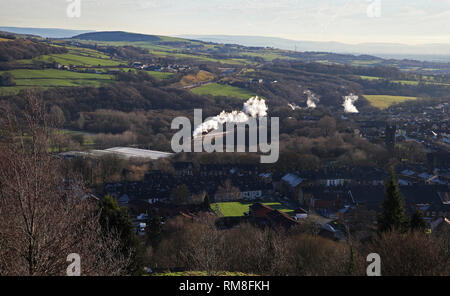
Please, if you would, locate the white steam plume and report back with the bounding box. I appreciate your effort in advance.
[243,96,268,117]
[342,93,359,113]
[193,96,267,138]
[288,103,301,110]
[304,90,319,109]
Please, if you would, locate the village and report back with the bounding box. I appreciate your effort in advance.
[95,154,449,241]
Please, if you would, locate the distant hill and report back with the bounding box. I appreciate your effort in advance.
[0,26,94,38]
[178,35,450,63]
[72,31,161,42]
[69,31,450,74]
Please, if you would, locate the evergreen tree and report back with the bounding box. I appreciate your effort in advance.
[378,169,409,233]
[100,195,143,275]
[147,215,162,245]
[203,194,211,211]
[410,210,428,232]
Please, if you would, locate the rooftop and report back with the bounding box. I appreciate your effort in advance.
[90,147,173,160]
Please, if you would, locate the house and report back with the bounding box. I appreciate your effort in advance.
[242,190,262,200]
[249,203,273,218]
[325,179,344,186]
[319,222,346,241]
[259,172,273,183]
[249,78,263,84]
[249,203,299,229]
[265,210,298,229]
[118,194,130,206]
[422,201,450,221]
[136,213,148,220]
[131,61,143,68]
[174,162,194,176]
[294,208,308,220]
[280,173,304,203]
[304,188,348,218]
[319,223,338,240]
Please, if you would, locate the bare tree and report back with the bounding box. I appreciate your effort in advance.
[362,230,449,276]
[182,214,225,275]
[215,179,241,201]
[0,91,130,275]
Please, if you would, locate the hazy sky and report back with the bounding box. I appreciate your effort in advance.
[1,0,449,44]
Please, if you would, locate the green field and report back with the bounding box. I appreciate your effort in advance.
[15,47,124,67]
[351,60,380,66]
[0,69,115,95]
[150,50,248,65]
[70,39,252,65]
[1,69,114,80]
[191,83,256,100]
[358,75,382,81]
[358,75,450,87]
[364,94,419,109]
[242,51,295,61]
[38,53,122,66]
[73,68,173,80]
[147,71,174,80]
[211,201,294,217]
[0,86,45,96]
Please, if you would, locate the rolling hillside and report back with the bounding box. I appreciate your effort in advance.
[0,30,448,113]
[74,31,161,42]
[70,31,450,74]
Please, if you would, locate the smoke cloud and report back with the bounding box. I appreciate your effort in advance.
[193,96,268,138]
[288,103,301,110]
[305,90,320,108]
[342,93,359,113]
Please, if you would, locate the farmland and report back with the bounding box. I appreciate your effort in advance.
[358,75,450,87]
[191,83,256,100]
[363,94,419,109]
[211,201,294,217]
[17,48,124,67]
[0,69,115,95]
[147,71,174,80]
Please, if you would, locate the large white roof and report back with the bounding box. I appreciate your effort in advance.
[89,147,173,160]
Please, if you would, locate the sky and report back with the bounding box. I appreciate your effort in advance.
[1,0,449,44]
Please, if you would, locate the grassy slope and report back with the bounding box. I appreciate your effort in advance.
[358,75,450,87]
[0,69,115,95]
[69,39,291,65]
[147,71,174,80]
[1,69,113,79]
[16,46,124,67]
[191,83,256,100]
[31,53,122,67]
[364,94,418,109]
[0,42,173,95]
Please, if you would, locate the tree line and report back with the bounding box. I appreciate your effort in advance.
[0,38,68,62]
